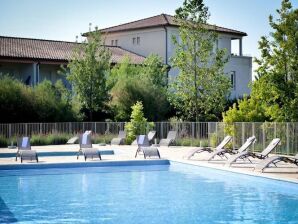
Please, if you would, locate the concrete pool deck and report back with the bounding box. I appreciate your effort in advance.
[0,144,297,183]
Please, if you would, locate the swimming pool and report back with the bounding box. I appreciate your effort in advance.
[0,162,297,224]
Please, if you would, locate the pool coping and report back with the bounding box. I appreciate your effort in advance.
[170,159,298,184]
[0,159,170,170]
[0,149,114,158]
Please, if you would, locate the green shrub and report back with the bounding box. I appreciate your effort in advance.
[0,76,80,122]
[0,136,8,147]
[109,56,170,121]
[175,138,204,147]
[30,133,71,146]
[125,102,154,144]
[92,134,116,144]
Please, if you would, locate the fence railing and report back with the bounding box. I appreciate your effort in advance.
[0,122,297,155]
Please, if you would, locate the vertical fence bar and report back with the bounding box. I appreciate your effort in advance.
[286,123,289,155]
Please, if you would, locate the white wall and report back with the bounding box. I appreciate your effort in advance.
[226,56,252,99]
[103,26,252,99]
[103,27,167,61]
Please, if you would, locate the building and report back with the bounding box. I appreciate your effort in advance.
[0,36,146,86]
[87,14,252,99]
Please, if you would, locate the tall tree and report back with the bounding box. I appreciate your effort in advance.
[169,0,230,121]
[109,55,170,121]
[224,0,298,122]
[64,28,111,121]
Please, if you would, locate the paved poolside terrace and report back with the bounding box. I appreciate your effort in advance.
[0,144,297,184]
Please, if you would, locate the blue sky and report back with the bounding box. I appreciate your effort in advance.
[0,0,297,62]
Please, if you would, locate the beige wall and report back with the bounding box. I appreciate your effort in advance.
[103,27,167,61]
[102,26,252,99]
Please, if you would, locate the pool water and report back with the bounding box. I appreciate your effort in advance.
[0,162,298,224]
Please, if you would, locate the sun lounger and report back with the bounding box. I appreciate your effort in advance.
[77,132,101,161]
[135,135,160,159]
[131,131,156,145]
[255,153,298,172]
[16,137,38,163]
[67,136,78,144]
[207,136,256,161]
[185,136,232,160]
[142,147,160,159]
[224,138,281,167]
[67,131,91,144]
[159,131,177,147]
[111,131,126,145]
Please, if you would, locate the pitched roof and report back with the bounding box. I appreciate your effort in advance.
[0,36,146,64]
[87,14,247,36]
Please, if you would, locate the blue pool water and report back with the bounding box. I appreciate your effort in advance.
[0,162,298,224]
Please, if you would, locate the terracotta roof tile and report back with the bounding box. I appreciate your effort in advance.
[0,36,146,64]
[86,14,247,36]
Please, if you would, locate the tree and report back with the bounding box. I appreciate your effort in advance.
[124,101,154,144]
[169,0,231,121]
[64,28,111,121]
[109,55,170,121]
[224,0,298,122]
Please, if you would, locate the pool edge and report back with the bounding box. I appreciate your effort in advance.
[0,159,170,170]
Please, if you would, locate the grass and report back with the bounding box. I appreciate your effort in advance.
[92,134,117,144]
[175,138,209,147]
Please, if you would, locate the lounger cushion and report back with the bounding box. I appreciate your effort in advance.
[19,150,38,161]
[141,147,160,158]
[82,148,100,158]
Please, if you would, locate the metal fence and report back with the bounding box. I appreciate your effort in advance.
[0,122,297,155]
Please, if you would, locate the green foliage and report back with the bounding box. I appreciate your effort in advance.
[124,102,154,144]
[169,0,231,121]
[64,29,111,121]
[224,0,298,122]
[30,133,72,146]
[109,55,170,121]
[0,136,8,147]
[0,75,79,122]
[91,134,116,144]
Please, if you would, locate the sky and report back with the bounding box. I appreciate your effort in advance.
[0,0,297,71]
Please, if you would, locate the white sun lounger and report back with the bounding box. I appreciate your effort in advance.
[255,153,298,172]
[207,136,256,161]
[184,136,232,160]
[16,137,38,163]
[224,138,281,167]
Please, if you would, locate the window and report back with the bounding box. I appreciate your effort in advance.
[230,71,236,90]
[111,40,114,46]
[115,40,118,46]
[132,37,140,45]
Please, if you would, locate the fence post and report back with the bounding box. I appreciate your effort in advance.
[286,123,289,155]
[25,123,28,136]
[252,123,255,152]
[192,122,195,147]
[242,123,245,144]
[8,124,11,139]
[262,124,265,150]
